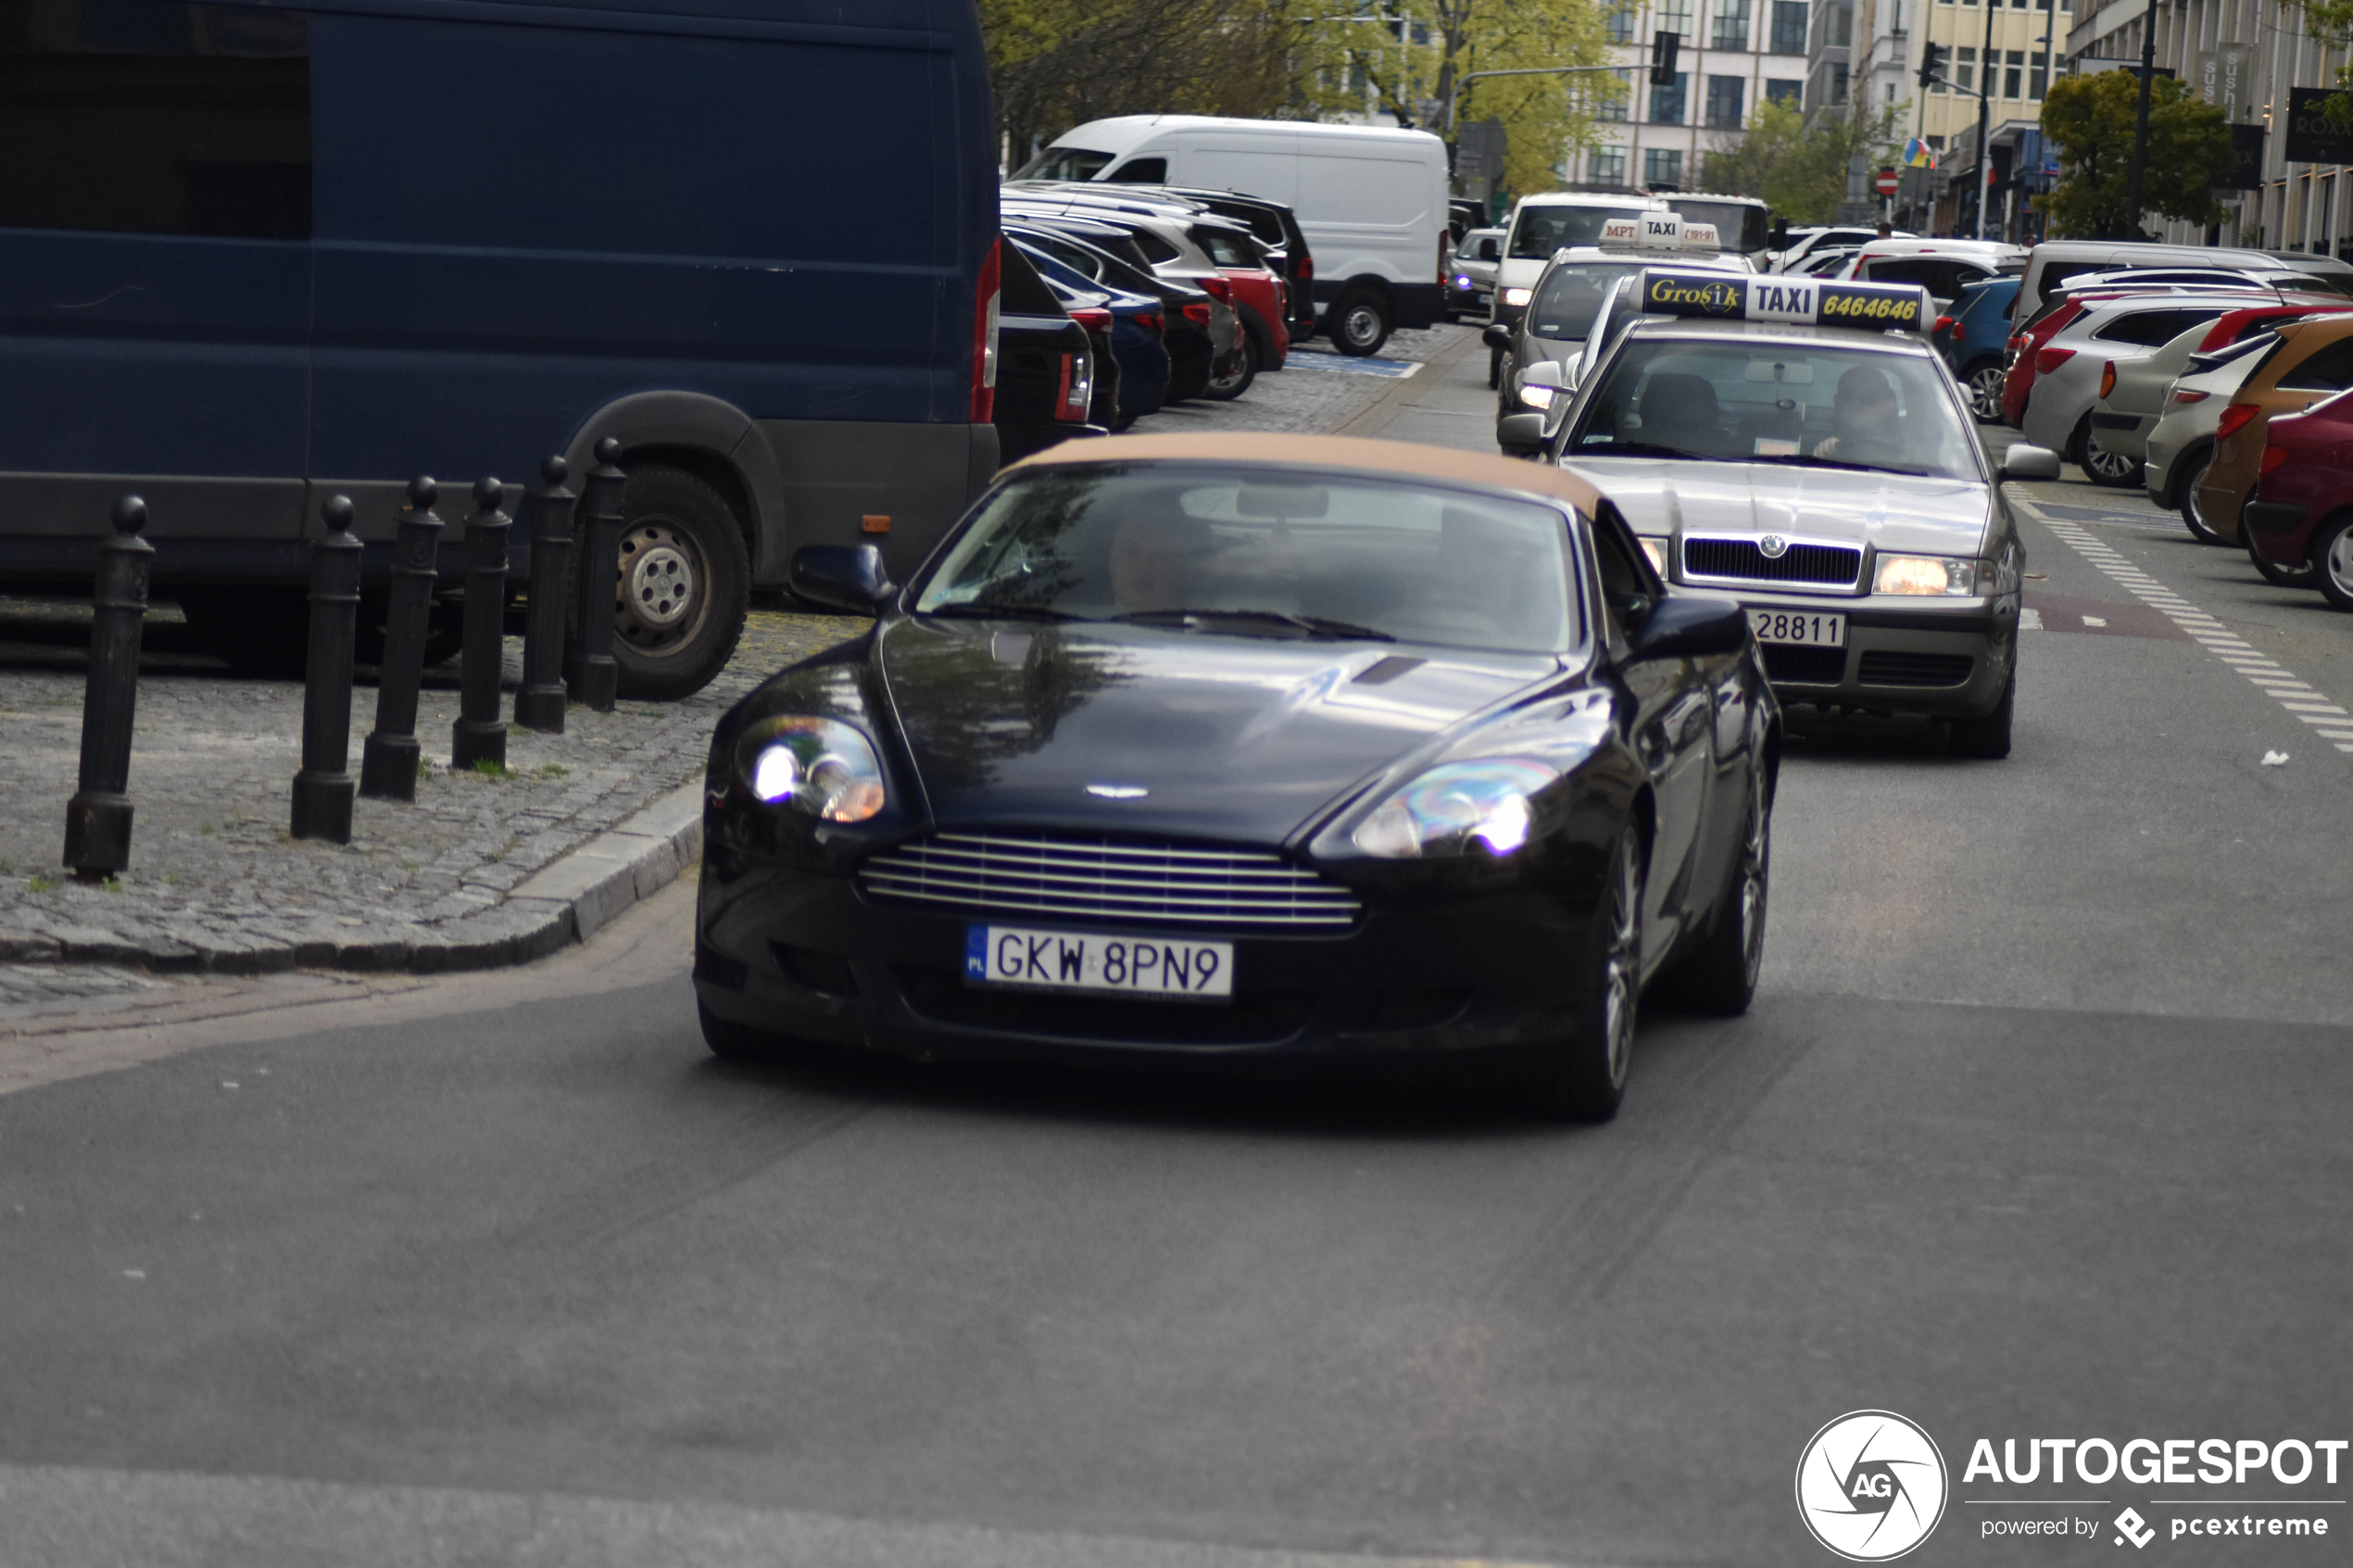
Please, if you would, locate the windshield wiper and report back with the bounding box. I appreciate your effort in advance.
[1114,608,1394,641]
[917,601,1094,623]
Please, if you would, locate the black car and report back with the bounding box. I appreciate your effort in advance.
[1004,218,1223,403]
[1012,180,1318,340]
[694,433,1779,1120]
[991,243,1102,465]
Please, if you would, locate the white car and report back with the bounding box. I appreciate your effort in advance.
[1489,193,1669,337]
[1833,239,2025,309]
[2019,292,2281,485]
[1450,226,1504,321]
[1774,224,1912,273]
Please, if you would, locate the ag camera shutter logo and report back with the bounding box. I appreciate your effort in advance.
[1796,1411,1949,1561]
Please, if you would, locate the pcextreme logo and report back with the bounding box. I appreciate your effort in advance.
[1796,1411,1951,1562]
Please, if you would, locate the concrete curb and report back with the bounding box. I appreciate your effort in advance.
[0,784,703,976]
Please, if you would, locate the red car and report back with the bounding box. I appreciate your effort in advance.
[1999,287,2342,428]
[2241,388,2353,609]
[1185,218,1290,374]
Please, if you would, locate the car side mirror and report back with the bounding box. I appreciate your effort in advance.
[1481,323,1513,351]
[790,543,895,614]
[1496,411,1548,454]
[1998,444,2061,482]
[1520,359,1568,392]
[1627,594,1749,660]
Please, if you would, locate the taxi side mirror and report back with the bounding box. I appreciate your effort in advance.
[1497,412,1547,454]
[1998,444,2061,482]
[791,544,895,614]
[1482,323,1513,351]
[1628,595,1749,660]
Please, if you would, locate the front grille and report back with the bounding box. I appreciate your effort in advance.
[1857,651,1976,687]
[1761,645,1848,684]
[1683,536,1863,589]
[858,832,1360,929]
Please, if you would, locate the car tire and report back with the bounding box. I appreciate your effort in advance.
[1535,828,1645,1123]
[1947,669,2016,759]
[1488,345,1504,390]
[178,587,309,677]
[1204,332,1260,400]
[1964,362,2007,422]
[1663,754,1770,1016]
[2246,520,2318,586]
[1328,290,1390,358]
[2311,513,2353,610]
[607,465,750,701]
[2178,452,2226,546]
[2077,416,2143,487]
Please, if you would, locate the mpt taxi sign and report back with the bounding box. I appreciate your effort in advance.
[1638,270,1931,333]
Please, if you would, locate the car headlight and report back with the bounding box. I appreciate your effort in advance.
[734,716,886,822]
[1517,383,1557,410]
[1874,554,1992,596]
[1351,759,1559,859]
[1453,273,1472,288]
[1501,286,1532,307]
[1637,536,1669,575]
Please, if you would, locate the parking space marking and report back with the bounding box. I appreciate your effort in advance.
[2011,493,2353,755]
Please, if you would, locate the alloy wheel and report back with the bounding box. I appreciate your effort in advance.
[2324,527,2353,606]
[1967,366,2006,422]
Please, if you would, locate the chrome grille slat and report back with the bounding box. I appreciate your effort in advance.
[858,832,1362,929]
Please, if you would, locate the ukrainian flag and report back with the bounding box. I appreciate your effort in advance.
[1903,136,1936,169]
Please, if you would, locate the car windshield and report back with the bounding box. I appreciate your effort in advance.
[1012,145,1114,182]
[913,464,1581,654]
[1509,204,1655,259]
[1529,263,1644,340]
[1566,338,1982,481]
[1668,199,1769,255]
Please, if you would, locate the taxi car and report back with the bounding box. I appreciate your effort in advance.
[694,433,1780,1122]
[1544,269,2057,759]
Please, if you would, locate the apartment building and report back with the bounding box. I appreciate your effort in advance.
[1577,0,1811,193]
[1805,0,1913,218]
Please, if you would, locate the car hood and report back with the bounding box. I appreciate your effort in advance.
[1561,459,1993,555]
[877,617,1558,843]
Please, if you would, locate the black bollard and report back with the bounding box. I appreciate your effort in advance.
[567,436,624,711]
[450,476,511,770]
[290,495,363,844]
[359,476,446,801]
[63,495,155,878]
[513,456,575,733]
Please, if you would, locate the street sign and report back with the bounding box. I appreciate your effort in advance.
[1873,168,1901,197]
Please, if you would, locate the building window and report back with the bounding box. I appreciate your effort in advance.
[1766,77,1803,107]
[2029,57,2047,98]
[1706,75,1745,127]
[1827,2,1853,44]
[1594,67,1631,121]
[1956,45,1976,93]
[1829,62,1849,104]
[1644,147,1685,189]
[1651,71,1688,123]
[2005,49,2024,98]
[1589,144,1629,185]
[1770,1,1808,53]
[1660,1,1694,41]
[1712,0,1751,51]
[1605,4,1636,44]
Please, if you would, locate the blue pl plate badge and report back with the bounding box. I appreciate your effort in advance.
[965,924,988,979]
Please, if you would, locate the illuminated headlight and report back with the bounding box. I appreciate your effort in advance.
[1351,759,1559,859]
[1517,383,1557,410]
[1637,536,1669,575]
[1453,273,1472,288]
[734,716,886,822]
[1501,286,1532,307]
[1874,554,1992,596]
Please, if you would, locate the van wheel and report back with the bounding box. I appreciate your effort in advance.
[608,466,749,701]
[1205,333,1260,400]
[1329,291,1391,357]
[179,587,308,677]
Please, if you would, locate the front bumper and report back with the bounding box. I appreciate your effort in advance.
[693,847,1602,1070]
[1699,591,2014,719]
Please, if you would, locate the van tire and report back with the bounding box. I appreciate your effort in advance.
[1329,291,1391,357]
[607,465,749,701]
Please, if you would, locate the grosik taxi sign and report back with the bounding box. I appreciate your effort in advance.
[1637,270,1931,332]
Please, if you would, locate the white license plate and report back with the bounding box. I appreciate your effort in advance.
[1748,609,1846,646]
[965,924,1234,1002]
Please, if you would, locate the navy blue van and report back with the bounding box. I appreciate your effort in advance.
[0,0,1000,696]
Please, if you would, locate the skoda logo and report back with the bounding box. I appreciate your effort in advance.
[1795,1411,1949,1562]
[1759,533,1789,558]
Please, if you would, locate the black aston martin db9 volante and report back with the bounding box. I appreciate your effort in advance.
[695,433,1777,1119]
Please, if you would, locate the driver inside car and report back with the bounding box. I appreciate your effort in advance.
[1811,364,1906,465]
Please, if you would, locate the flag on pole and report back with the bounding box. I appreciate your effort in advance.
[1903,136,1937,169]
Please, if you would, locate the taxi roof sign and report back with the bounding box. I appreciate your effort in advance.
[1635,268,1931,333]
[1596,214,1722,251]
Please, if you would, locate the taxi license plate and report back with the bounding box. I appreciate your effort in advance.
[966,924,1234,1002]
[1748,609,1845,647]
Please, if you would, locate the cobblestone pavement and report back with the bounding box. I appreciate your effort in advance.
[0,599,857,974]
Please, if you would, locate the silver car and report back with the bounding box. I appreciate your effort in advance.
[2091,308,2342,467]
[1547,272,2054,758]
[2020,293,2279,485]
[2145,336,2275,544]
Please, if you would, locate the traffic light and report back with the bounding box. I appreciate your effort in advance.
[1648,30,1680,89]
[1918,42,1945,90]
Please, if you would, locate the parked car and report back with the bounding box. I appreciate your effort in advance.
[1015,116,1452,357]
[1036,277,1123,431]
[2021,293,2282,485]
[1450,227,1504,320]
[1932,276,2020,420]
[1835,239,2025,307]
[1180,217,1290,381]
[2145,335,2279,544]
[2197,316,2353,581]
[1016,181,1318,343]
[1001,216,1228,404]
[1019,244,1171,429]
[2089,304,2350,474]
[989,245,1101,466]
[1799,246,1863,277]
[1002,198,1252,395]
[0,0,1000,696]
[1999,283,2265,429]
[2012,242,2353,326]
[1771,225,1912,274]
[2241,390,2353,607]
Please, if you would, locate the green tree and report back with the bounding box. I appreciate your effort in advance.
[1699,97,1901,224]
[2035,69,2234,239]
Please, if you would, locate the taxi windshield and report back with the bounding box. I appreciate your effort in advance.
[1529,263,1643,340]
[1565,339,1982,481]
[913,465,1582,654]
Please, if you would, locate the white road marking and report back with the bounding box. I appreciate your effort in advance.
[2010,493,2353,754]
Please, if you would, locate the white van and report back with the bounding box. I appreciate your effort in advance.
[1015,116,1451,357]
[1490,192,1669,335]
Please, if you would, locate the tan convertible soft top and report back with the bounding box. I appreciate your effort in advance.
[1006,432,1603,516]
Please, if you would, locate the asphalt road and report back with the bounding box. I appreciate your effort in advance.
[3,335,2348,1568]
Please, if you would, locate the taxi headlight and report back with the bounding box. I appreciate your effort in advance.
[1502,286,1533,307]
[1637,536,1669,575]
[1351,759,1559,859]
[734,716,887,822]
[1517,383,1558,410]
[1874,554,1990,596]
